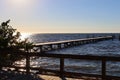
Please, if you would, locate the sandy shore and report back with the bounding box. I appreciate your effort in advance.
[0,70,102,80]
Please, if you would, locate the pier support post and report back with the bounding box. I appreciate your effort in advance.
[58,44,61,49]
[60,58,64,78]
[49,44,53,50]
[26,54,30,75]
[40,45,43,53]
[102,59,106,80]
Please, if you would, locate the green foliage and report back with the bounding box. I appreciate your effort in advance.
[0,20,33,67]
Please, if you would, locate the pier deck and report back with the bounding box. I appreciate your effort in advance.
[34,36,113,53]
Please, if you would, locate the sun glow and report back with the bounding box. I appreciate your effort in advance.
[11,0,27,3]
[20,33,31,40]
[7,0,36,8]
[10,0,30,4]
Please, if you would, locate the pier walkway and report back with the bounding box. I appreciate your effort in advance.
[34,36,113,53]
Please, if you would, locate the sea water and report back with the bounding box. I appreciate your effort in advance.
[17,33,120,76]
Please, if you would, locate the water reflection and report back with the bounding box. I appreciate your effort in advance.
[20,33,31,40]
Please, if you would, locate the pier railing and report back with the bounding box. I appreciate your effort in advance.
[1,52,120,80]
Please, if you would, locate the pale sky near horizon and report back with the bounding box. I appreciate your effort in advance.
[0,0,120,33]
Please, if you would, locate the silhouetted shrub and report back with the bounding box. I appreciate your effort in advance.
[0,20,33,67]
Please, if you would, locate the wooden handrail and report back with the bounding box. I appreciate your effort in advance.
[2,51,120,61]
[1,52,120,79]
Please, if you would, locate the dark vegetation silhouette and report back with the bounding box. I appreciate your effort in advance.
[0,20,33,68]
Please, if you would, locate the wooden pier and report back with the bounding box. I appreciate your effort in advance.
[33,36,113,53]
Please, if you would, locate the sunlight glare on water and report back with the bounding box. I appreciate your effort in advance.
[20,33,30,40]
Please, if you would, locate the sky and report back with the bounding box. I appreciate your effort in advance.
[0,0,120,33]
